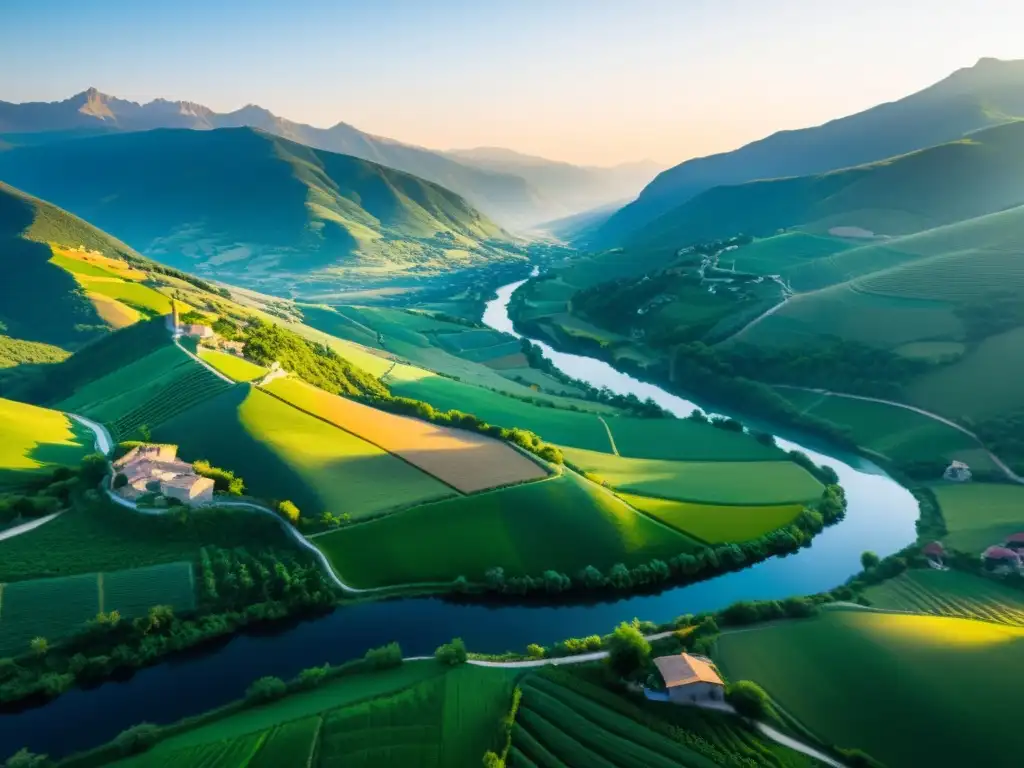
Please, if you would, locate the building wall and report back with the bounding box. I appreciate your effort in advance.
[668,682,724,704]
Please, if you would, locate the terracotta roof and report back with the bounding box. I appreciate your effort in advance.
[1005,533,1024,544]
[983,546,1021,561]
[162,475,214,491]
[653,653,724,688]
[923,541,945,556]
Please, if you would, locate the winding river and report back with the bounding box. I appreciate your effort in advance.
[0,277,919,760]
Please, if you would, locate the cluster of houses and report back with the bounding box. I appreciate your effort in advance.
[924,535,1024,575]
[112,444,215,505]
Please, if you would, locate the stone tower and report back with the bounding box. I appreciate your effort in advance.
[171,299,179,333]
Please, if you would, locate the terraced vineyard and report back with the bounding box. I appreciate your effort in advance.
[246,716,321,768]
[110,365,233,440]
[854,249,1024,302]
[864,568,1024,626]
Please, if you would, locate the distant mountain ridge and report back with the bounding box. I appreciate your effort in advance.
[0,127,519,295]
[595,57,1024,246]
[0,89,653,228]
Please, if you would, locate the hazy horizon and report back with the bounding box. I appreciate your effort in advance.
[3,0,1023,166]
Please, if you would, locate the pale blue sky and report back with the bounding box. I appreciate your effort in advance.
[1,0,1022,164]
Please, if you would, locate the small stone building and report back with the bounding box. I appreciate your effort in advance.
[113,444,214,505]
[943,461,972,482]
[653,653,725,703]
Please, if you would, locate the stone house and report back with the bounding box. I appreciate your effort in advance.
[943,461,972,482]
[653,653,725,703]
[113,444,214,505]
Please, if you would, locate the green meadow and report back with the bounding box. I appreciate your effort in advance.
[314,471,701,588]
[929,481,1024,553]
[715,607,1024,768]
[562,447,822,504]
[604,417,784,462]
[154,385,456,521]
[0,396,92,489]
[197,348,267,382]
[621,494,805,544]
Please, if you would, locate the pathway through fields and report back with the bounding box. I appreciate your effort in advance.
[0,511,64,542]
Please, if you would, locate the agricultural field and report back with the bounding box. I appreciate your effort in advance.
[773,388,995,471]
[562,447,822,505]
[714,607,1024,768]
[155,385,456,521]
[197,348,267,382]
[0,562,195,654]
[621,494,805,544]
[604,417,784,462]
[928,481,1024,553]
[863,568,1024,626]
[0,493,294,582]
[0,396,92,489]
[264,377,547,493]
[315,471,703,588]
[386,364,617,450]
[512,670,812,768]
[59,343,233,440]
[729,232,856,274]
[111,663,516,768]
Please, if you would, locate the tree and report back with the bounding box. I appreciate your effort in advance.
[246,676,286,703]
[297,665,329,689]
[860,551,880,570]
[435,638,468,666]
[606,622,650,677]
[29,637,48,656]
[365,642,403,669]
[113,473,128,489]
[482,752,503,768]
[526,644,545,659]
[3,749,50,768]
[79,453,109,487]
[277,500,300,524]
[726,680,771,719]
[142,605,175,634]
[112,723,160,755]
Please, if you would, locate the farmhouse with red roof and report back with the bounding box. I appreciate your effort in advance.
[981,546,1022,575]
[1004,533,1024,552]
[653,653,725,703]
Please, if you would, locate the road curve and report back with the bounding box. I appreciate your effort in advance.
[0,511,64,542]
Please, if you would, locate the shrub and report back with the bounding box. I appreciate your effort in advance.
[113,473,128,489]
[3,749,49,768]
[861,551,880,570]
[364,642,403,669]
[726,680,770,719]
[297,665,329,689]
[246,676,286,703]
[111,723,160,756]
[79,453,109,487]
[606,622,650,677]
[526,644,545,659]
[277,500,300,524]
[435,638,468,666]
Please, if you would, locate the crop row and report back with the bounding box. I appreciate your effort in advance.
[122,731,265,767]
[875,574,1024,626]
[111,368,232,438]
[856,251,1024,301]
[248,716,321,768]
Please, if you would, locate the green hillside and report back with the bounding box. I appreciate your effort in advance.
[0,127,522,295]
[629,119,1024,252]
[596,57,1024,246]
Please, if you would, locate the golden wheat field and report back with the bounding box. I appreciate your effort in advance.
[264,377,548,493]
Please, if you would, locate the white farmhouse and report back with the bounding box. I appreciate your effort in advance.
[653,653,725,704]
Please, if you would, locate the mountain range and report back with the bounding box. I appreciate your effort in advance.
[0,89,657,228]
[591,57,1024,247]
[0,127,517,295]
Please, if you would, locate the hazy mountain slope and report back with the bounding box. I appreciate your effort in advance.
[0,128,520,293]
[597,57,1024,246]
[447,146,659,220]
[628,118,1024,251]
[0,89,547,227]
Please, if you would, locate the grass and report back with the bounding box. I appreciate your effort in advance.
[0,396,92,489]
[265,377,547,493]
[773,388,996,471]
[113,732,267,768]
[730,232,856,274]
[81,277,175,318]
[0,562,195,654]
[928,481,1024,553]
[155,385,456,521]
[562,447,822,505]
[315,471,703,588]
[0,494,294,582]
[863,568,1024,626]
[197,349,267,382]
[714,607,1024,768]
[604,417,784,462]
[385,365,616,451]
[621,494,805,544]
[246,716,321,768]
[0,335,69,369]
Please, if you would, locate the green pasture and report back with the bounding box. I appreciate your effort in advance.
[246,716,320,768]
[0,562,195,654]
[773,388,993,470]
[0,494,293,582]
[0,335,69,368]
[0,396,92,489]
[155,386,455,521]
[621,494,804,544]
[864,568,1024,626]
[315,471,702,588]
[386,365,617,449]
[731,232,855,274]
[715,607,1024,768]
[197,348,267,382]
[604,417,784,462]
[563,446,821,504]
[48,250,124,279]
[82,278,174,317]
[929,481,1024,553]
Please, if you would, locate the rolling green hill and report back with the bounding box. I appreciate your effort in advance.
[628,118,1024,252]
[0,128,521,295]
[595,57,1024,246]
